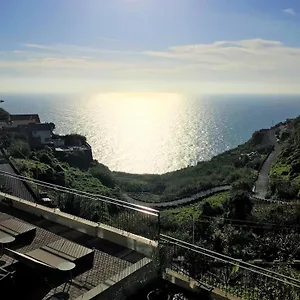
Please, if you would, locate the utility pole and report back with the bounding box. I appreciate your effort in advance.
[192,214,195,244]
[190,214,195,244]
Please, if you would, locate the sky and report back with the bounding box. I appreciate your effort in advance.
[1,0,300,94]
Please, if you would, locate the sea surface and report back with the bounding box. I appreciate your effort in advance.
[2,93,300,174]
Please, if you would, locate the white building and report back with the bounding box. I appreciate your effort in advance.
[19,123,54,148]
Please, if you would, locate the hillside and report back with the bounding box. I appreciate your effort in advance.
[4,116,300,271]
[270,116,300,200]
[2,117,277,204]
[115,129,274,202]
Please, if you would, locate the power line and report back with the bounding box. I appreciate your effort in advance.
[161,234,300,287]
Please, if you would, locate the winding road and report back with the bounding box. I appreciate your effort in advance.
[122,185,231,209]
[0,127,288,211]
[123,129,290,209]
[254,129,280,199]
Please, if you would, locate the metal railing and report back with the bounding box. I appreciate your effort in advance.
[160,234,300,299]
[0,170,160,240]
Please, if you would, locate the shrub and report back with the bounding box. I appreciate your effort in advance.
[89,164,115,188]
[8,140,30,158]
[232,179,252,192]
[0,108,10,121]
[39,153,53,165]
[224,191,253,220]
[64,134,87,146]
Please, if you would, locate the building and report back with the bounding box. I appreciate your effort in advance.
[10,114,40,125]
[0,165,156,300]
[0,203,152,300]
[0,114,41,129]
[19,123,54,148]
[52,136,65,147]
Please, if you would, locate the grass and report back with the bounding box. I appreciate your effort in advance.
[161,192,229,224]
[113,131,270,202]
[270,162,290,180]
[127,192,161,203]
[14,158,111,196]
[66,167,110,195]
[15,158,49,173]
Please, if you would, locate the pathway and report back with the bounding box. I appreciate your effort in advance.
[254,129,280,199]
[122,185,231,209]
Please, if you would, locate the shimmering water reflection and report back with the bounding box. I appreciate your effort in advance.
[3,93,300,174]
[72,93,231,174]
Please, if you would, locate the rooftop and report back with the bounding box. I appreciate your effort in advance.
[55,145,90,152]
[0,205,144,300]
[18,123,53,132]
[10,114,40,123]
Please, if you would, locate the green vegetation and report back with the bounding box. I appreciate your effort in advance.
[270,116,300,200]
[63,133,87,146]
[3,115,300,296]
[89,161,115,188]
[5,121,273,205]
[8,140,31,158]
[14,154,111,195]
[162,195,300,262]
[270,163,290,180]
[115,138,270,202]
[0,108,10,122]
[13,155,113,223]
[224,191,253,220]
[161,192,229,226]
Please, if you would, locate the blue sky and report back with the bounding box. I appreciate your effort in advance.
[1,0,300,94]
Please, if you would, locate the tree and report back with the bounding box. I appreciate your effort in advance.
[224,191,253,220]
[64,134,87,146]
[89,164,115,188]
[39,152,53,165]
[232,179,252,192]
[48,122,55,131]
[0,108,10,122]
[8,140,30,158]
[201,201,223,216]
[250,130,266,146]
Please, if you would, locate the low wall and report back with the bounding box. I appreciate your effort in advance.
[163,269,240,300]
[0,192,157,258]
[76,257,157,300]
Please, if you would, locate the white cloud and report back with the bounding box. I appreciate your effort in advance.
[24,43,53,50]
[2,39,300,93]
[23,43,138,55]
[144,39,300,74]
[283,8,296,15]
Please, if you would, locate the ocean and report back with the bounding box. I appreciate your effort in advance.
[2,93,300,174]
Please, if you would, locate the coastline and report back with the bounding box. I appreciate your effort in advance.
[0,103,293,205]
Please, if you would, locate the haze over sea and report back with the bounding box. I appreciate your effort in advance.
[2,93,300,174]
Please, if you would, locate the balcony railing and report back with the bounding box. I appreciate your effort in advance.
[160,234,300,299]
[0,169,160,241]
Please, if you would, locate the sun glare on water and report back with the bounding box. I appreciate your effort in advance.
[76,92,198,173]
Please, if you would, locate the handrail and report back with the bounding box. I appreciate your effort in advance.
[163,239,300,289]
[0,169,159,215]
[160,234,300,286]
